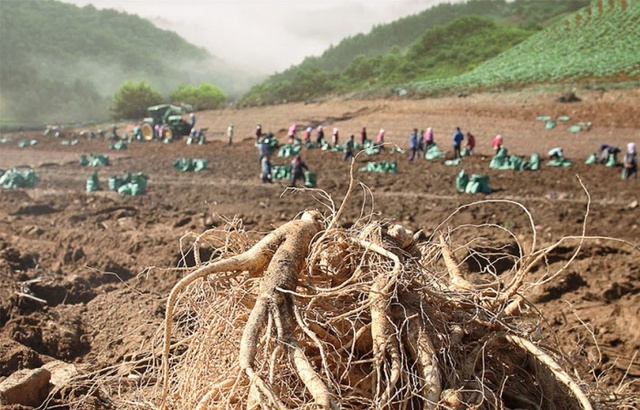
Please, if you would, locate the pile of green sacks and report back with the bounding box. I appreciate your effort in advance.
[456,170,492,194]
[110,172,148,195]
[173,158,208,172]
[278,143,302,158]
[86,171,148,195]
[0,167,39,189]
[425,144,446,160]
[271,165,316,187]
[109,140,127,150]
[358,160,397,174]
[490,148,540,171]
[80,154,110,167]
[585,152,617,167]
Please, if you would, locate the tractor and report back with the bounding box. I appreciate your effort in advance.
[140,104,192,140]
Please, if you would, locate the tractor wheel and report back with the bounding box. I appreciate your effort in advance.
[141,123,154,140]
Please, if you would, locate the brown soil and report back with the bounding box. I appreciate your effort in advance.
[0,87,638,407]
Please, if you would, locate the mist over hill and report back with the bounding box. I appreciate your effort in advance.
[3,0,635,127]
[0,0,262,126]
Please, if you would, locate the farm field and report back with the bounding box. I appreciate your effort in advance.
[0,87,638,408]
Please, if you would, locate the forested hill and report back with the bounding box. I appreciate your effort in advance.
[300,0,590,74]
[0,0,248,125]
[239,0,592,105]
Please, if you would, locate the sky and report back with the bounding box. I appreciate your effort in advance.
[60,0,458,75]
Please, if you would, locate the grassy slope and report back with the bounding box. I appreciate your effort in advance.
[413,0,640,93]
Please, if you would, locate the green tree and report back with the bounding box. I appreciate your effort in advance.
[111,80,163,120]
[170,83,226,110]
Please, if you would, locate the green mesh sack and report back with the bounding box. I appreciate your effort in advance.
[79,154,89,166]
[425,144,446,160]
[109,140,128,150]
[529,153,541,171]
[489,148,508,169]
[605,153,617,167]
[173,158,193,171]
[546,157,572,167]
[88,154,110,167]
[0,167,39,189]
[193,159,208,172]
[108,176,123,191]
[455,170,469,193]
[364,146,381,156]
[278,144,301,158]
[585,153,597,165]
[304,171,317,188]
[510,155,524,170]
[86,171,100,192]
[117,173,148,196]
[272,165,291,180]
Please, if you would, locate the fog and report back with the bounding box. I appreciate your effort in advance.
[60,0,459,75]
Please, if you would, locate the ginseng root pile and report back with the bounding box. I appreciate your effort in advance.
[151,198,633,410]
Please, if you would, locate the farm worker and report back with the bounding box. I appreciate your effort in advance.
[492,134,503,152]
[288,123,297,143]
[316,125,325,144]
[548,147,564,159]
[360,127,368,145]
[258,135,271,161]
[466,132,476,155]
[408,128,419,161]
[289,154,309,188]
[260,153,273,183]
[598,143,620,164]
[343,135,355,161]
[133,124,142,140]
[227,124,234,146]
[332,127,339,147]
[255,124,262,143]
[417,130,425,152]
[622,142,637,180]
[189,112,196,128]
[424,127,434,149]
[452,127,464,159]
[375,128,385,150]
[303,126,312,144]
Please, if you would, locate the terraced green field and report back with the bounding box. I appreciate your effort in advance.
[416,0,640,92]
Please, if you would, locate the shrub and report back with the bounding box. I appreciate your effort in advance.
[111,80,163,120]
[170,83,226,110]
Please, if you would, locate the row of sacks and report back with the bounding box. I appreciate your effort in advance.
[173,158,208,172]
[80,154,110,167]
[86,171,148,195]
[270,164,317,187]
[0,167,39,189]
[456,170,492,194]
[490,148,543,170]
[358,160,398,174]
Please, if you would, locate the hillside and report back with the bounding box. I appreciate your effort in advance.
[413,0,640,94]
[0,0,251,126]
[239,0,591,105]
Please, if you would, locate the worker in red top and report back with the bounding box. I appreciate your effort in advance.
[466,132,476,155]
[492,134,504,152]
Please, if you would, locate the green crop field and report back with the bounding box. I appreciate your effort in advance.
[415,0,640,93]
